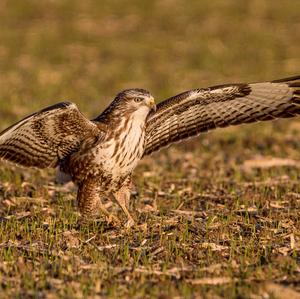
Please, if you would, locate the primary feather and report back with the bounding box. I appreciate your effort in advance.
[144,76,300,155]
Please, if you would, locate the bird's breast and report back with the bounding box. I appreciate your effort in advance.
[94,119,145,178]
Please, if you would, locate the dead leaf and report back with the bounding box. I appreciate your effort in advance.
[187,277,234,285]
[242,156,300,172]
[263,283,300,299]
[290,234,295,250]
[172,209,206,217]
[236,206,258,214]
[201,242,229,251]
[270,201,288,209]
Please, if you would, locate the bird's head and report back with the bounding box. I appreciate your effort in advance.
[94,89,156,124]
[114,88,156,117]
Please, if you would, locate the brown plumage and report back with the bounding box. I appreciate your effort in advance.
[144,76,300,155]
[0,76,300,227]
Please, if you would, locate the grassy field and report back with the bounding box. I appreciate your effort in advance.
[0,0,300,298]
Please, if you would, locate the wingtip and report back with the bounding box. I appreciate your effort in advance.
[272,75,300,83]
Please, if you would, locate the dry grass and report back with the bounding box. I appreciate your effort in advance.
[0,0,300,298]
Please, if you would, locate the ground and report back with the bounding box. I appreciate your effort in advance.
[0,1,300,298]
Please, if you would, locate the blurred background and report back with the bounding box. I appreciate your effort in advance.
[0,0,299,128]
[0,2,300,297]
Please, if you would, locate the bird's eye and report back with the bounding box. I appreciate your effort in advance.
[134,98,143,103]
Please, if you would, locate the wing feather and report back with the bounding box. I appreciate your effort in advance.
[144,76,300,156]
[0,102,100,168]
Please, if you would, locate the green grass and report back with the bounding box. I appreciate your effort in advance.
[0,0,300,298]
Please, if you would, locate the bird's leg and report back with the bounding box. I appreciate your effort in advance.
[113,183,135,228]
[77,180,120,225]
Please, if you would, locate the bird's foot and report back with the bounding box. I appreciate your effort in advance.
[124,218,135,229]
[105,214,121,227]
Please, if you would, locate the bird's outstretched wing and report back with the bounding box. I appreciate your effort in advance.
[144,76,300,156]
[0,102,100,168]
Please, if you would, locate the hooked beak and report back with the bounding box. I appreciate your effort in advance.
[147,98,156,112]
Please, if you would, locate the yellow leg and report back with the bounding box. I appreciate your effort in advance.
[77,180,120,225]
[113,184,135,228]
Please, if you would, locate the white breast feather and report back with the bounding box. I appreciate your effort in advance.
[94,110,147,178]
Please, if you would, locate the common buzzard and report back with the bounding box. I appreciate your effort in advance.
[0,76,299,227]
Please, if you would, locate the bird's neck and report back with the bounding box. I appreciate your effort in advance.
[113,112,147,139]
[96,108,148,135]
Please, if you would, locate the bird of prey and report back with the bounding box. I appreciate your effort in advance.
[0,75,299,227]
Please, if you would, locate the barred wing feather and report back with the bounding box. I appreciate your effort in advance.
[0,102,99,168]
[144,76,300,156]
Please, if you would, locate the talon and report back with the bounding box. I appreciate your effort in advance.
[106,214,121,226]
[124,218,135,229]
